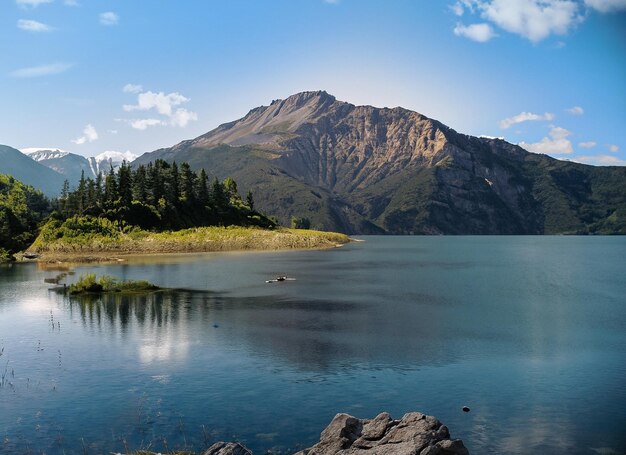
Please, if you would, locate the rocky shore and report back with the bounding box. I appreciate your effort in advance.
[203,412,469,455]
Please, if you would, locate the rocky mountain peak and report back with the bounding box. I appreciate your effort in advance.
[193,91,343,149]
[24,148,70,161]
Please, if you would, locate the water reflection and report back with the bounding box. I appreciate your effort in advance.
[2,237,625,455]
[63,289,460,372]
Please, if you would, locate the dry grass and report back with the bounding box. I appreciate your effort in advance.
[32,225,350,262]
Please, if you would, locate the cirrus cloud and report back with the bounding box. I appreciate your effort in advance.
[17,19,53,32]
[128,119,166,130]
[16,0,52,7]
[9,62,73,78]
[566,106,584,115]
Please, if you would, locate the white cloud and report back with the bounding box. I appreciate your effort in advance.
[451,0,586,42]
[71,124,98,145]
[170,108,199,128]
[482,0,582,42]
[17,19,53,32]
[571,155,626,166]
[129,119,166,130]
[578,141,596,148]
[499,111,555,129]
[124,91,189,116]
[9,62,72,78]
[519,125,573,154]
[584,0,626,12]
[607,144,620,152]
[123,83,143,93]
[122,89,198,128]
[16,0,52,7]
[454,22,497,42]
[99,12,119,26]
[566,106,584,115]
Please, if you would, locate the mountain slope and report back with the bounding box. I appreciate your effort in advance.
[26,149,95,183]
[134,91,626,234]
[0,145,66,196]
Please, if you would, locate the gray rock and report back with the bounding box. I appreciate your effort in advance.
[202,441,252,455]
[296,412,468,455]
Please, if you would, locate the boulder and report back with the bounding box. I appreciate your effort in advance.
[202,442,253,455]
[295,412,468,455]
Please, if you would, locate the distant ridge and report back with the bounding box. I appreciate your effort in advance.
[0,145,66,196]
[25,148,138,186]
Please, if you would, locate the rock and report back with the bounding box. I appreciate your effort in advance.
[296,412,468,455]
[202,441,252,455]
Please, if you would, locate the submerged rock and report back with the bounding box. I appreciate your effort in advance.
[294,412,469,455]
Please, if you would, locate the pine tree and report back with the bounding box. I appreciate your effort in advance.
[118,161,133,207]
[246,190,254,210]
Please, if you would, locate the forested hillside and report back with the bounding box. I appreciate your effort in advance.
[0,174,50,259]
[57,159,274,230]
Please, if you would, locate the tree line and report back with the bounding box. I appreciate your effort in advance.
[56,160,275,230]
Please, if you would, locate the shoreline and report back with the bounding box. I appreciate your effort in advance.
[26,226,352,264]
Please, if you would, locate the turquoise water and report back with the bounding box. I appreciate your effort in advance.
[0,237,625,454]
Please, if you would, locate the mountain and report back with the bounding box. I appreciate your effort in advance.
[0,145,66,196]
[134,91,626,234]
[25,148,95,184]
[26,148,138,182]
[87,151,138,176]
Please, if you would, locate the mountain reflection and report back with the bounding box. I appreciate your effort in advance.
[65,289,458,371]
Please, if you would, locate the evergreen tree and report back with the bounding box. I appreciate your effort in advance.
[118,161,133,207]
[246,190,254,210]
[179,162,196,204]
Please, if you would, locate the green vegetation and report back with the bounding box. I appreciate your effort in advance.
[57,159,275,230]
[67,273,159,294]
[0,174,50,260]
[31,216,349,261]
[0,159,350,262]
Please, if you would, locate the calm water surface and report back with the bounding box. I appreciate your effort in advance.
[0,236,625,454]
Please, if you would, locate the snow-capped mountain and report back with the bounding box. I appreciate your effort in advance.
[87,151,137,176]
[23,148,137,183]
[22,148,71,161]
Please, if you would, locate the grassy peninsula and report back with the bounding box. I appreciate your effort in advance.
[1,159,349,263]
[29,216,350,262]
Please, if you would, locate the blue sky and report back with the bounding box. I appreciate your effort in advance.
[1,0,625,166]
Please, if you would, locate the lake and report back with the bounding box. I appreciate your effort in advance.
[1,236,625,454]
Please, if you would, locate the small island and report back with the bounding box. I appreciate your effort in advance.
[59,273,162,295]
[1,161,350,264]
